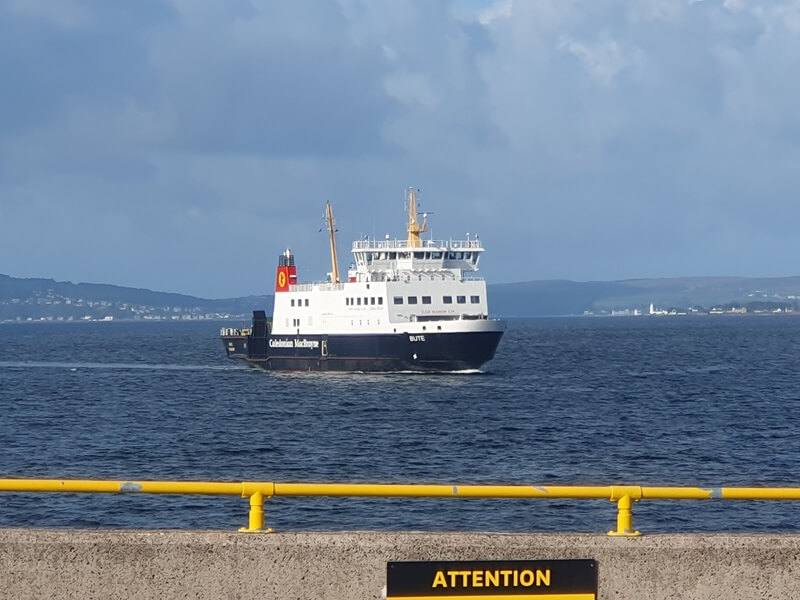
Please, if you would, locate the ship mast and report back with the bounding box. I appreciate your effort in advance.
[325,201,341,283]
[405,188,428,248]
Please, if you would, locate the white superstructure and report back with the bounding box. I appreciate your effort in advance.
[270,189,499,338]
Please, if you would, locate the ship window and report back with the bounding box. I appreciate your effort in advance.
[443,296,453,304]
[378,297,384,305]
[457,296,466,304]
[408,296,418,305]
[432,251,443,260]
[305,299,309,307]
[364,297,368,305]
[346,298,349,306]
[398,251,410,259]
[370,297,375,305]
[464,252,471,260]
[393,296,403,305]
[424,252,431,260]
[472,254,478,264]
[357,298,362,306]
[422,296,432,305]
[389,252,397,260]
[471,295,480,304]
[291,299,295,307]
[447,252,455,260]
[414,252,424,259]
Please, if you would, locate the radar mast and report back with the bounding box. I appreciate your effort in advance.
[325,201,340,283]
[405,188,428,248]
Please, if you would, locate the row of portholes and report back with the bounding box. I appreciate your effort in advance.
[393,295,480,305]
[346,296,384,307]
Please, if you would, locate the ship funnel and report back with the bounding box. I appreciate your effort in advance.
[275,248,297,292]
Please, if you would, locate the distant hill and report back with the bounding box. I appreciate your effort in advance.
[490,276,800,316]
[0,274,273,322]
[490,280,640,316]
[2,273,799,322]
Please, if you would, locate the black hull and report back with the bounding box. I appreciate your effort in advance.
[222,330,503,373]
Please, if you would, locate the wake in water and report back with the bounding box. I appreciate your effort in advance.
[269,368,487,379]
[0,361,241,371]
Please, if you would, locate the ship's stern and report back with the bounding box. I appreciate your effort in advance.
[220,327,250,358]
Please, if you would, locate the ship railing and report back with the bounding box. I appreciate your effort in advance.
[397,270,460,281]
[289,282,346,292]
[448,239,483,249]
[352,239,484,250]
[220,327,251,337]
[5,478,800,536]
[364,270,460,282]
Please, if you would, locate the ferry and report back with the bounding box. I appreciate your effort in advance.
[220,189,505,372]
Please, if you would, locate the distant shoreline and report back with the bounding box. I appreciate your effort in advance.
[4,312,800,326]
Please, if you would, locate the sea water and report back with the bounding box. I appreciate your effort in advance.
[1,316,800,533]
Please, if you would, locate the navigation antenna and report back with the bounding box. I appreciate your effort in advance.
[405,187,428,248]
[325,201,341,283]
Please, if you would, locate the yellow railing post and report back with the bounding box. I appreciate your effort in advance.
[238,491,273,533]
[608,486,642,537]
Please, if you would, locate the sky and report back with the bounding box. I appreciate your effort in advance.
[1,0,799,298]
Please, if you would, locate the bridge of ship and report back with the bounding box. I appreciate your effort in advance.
[350,238,484,278]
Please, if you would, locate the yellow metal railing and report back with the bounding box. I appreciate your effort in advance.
[3,479,800,535]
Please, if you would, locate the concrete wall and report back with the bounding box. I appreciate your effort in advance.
[2,529,800,599]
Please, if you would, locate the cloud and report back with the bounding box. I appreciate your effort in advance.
[2,0,92,29]
[2,0,800,296]
[383,72,441,109]
[558,37,641,86]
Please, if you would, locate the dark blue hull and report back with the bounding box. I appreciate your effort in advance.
[222,330,504,372]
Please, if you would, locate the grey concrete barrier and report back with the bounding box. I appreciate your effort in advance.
[2,529,800,599]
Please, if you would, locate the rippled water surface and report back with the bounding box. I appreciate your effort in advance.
[2,316,800,533]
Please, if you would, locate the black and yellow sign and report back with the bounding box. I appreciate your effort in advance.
[386,559,596,599]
